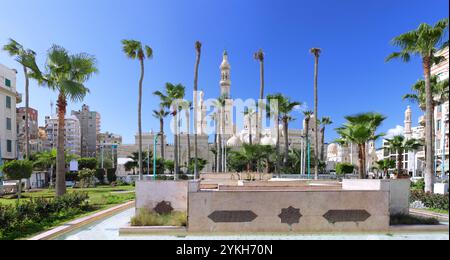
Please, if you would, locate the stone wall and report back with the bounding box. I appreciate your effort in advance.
[135,181,188,213]
[342,179,410,215]
[188,190,390,233]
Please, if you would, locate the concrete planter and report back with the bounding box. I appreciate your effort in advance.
[135,180,189,213]
[434,183,449,195]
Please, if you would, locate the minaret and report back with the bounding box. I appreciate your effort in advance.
[220,51,231,98]
[404,106,412,139]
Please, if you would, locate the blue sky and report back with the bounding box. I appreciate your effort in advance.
[0,0,448,145]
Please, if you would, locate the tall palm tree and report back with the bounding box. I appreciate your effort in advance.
[34,45,97,196]
[403,76,449,111]
[266,94,284,175]
[254,49,265,143]
[320,117,333,162]
[310,48,322,180]
[154,83,185,177]
[213,95,227,172]
[180,101,193,171]
[386,18,448,192]
[336,112,386,179]
[152,108,169,160]
[385,135,423,177]
[3,39,41,159]
[122,40,153,181]
[303,110,313,175]
[193,41,202,179]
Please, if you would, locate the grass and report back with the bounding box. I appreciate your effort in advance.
[0,185,135,240]
[390,214,440,226]
[425,208,449,215]
[131,209,187,227]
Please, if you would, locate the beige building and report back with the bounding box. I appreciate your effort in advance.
[17,107,41,156]
[44,115,81,155]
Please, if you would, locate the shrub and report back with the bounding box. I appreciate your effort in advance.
[0,160,33,199]
[410,190,449,211]
[131,209,187,227]
[390,214,439,225]
[335,163,354,175]
[77,169,96,188]
[78,158,98,170]
[95,168,106,184]
[106,168,117,183]
[411,179,425,191]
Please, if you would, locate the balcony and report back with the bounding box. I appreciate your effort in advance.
[436,148,449,156]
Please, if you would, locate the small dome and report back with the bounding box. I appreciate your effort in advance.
[227,135,242,146]
[260,135,275,146]
[327,143,338,155]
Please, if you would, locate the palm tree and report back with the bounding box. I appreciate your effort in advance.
[336,112,386,179]
[310,48,322,180]
[266,94,284,175]
[403,76,449,111]
[320,117,333,162]
[121,40,153,181]
[385,135,423,177]
[180,101,193,171]
[375,159,396,179]
[254,49,265,143]
[213,95,227,172]
[386,18,448,192]
[193,41,202,179]
[34,45,97,196]
[3,39,41,159]
[243,108,256,145]
[268,94,301,169]
[303,110,313,175]
[152,108,169,160]
[154,83,185,178]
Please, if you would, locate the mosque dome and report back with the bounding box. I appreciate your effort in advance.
[260,135,275,146]
[327,143,338,157]
[227,135,242,146]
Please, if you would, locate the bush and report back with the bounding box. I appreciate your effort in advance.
[411,179,425,191]
[77,169,96,188]
[0,192,89,239]
[336,163,354,175]
[78,158,98,170]
[0,160,34,199]
[390,214,439,225]
[95,168,106,184]
[131,209,187,227]
[410,190,449,211]
[106,168,117,183]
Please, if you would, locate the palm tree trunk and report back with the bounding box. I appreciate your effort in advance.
[423,57,435,192]
[275,116,280,176]
[397,151,403,176]
[186,110,191,173]
[138,58,144,180]
[23,66,30,159]
[320,127,325,161]
[314,55,319,180]
[358,144,365,179]
[160,118,165,160]
[249,117,253,145]
[174,110,179,179]
[304,120,310,175]
[283,118,289,168]
[194,46,201,179]
[56,93,67,197]
[257,59,265,143]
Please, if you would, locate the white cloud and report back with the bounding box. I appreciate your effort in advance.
[385,125,404,139]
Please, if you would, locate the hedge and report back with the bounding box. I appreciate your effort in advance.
[410,190,449,211]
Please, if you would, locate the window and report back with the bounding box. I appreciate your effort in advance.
[6,96,11,108]
[6,140,12,153]
[437,120,442,131]
[438,105,442,113]
[5,78,11,87]
[6,117,12,130]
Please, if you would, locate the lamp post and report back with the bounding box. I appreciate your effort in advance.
[153,134,160,180]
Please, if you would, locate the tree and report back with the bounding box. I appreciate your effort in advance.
[125,151,150,175]
[403,76,449,111]
[266,94,283,175]
[193,41,202,179]
[303,110,314,175]
[310,47,322,180]
[34,45,97,196]
[335,163,355,175]
[188,157,207,174]
[1,160,33,200]
[3,39,41,159]
[254,49,265,143]
[320,117,333,162]
[385,135,422,176]
[154,83,186,178]
[243,108,256,145]
[375,159,396,179]
[122,39,153,181]
[213,95,228,172]
[77,158,98,170]
[77,168,96,188]
[152,108,169,160]
[336,112,386,179]
[386,18,448,192]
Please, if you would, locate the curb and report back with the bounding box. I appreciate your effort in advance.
[28,201,135,240]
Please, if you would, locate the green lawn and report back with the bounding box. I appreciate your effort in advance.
[0,185,135,240]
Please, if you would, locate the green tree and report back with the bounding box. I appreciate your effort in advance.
[34,45,97,196]
[385,135,422,176]
[254,49,265,143]
[1,160,33,200]
[336,163,355,175]
[375,159,396,178]
[3,39,41,159]
[154,83,186,178]
[77,158,98,170]
[336,112,386,179]
[386,18,448,192]
[122,39,153,181]
[152,108,170,160]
